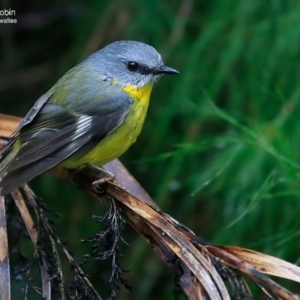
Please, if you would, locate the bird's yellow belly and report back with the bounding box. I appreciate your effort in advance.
[61,84,152,168]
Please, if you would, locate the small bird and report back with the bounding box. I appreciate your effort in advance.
[0,40,179,196]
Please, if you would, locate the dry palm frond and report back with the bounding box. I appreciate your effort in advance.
[0,113,300,300]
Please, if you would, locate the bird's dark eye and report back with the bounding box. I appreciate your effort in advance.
[127,61,139,72]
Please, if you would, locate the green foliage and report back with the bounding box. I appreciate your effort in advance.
[1,0,300,298]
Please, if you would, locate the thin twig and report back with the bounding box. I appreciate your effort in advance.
[0,196,10,300]
[11,189,52,300]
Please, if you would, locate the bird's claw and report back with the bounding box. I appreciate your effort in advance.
[92,176,114,194]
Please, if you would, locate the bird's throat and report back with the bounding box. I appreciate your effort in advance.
[123,83,154,106]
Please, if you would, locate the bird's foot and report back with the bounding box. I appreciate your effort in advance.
[91,166,115,194]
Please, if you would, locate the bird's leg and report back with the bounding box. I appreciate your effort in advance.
[84,164,127,193]
[92,165,115,180]
[88,165,115,193]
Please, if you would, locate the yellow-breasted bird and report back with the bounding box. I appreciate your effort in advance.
[0,40,179,196]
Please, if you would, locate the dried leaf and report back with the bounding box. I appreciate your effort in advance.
[221,246,300,283]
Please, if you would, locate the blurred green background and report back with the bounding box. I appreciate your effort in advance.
[1,0,300,298]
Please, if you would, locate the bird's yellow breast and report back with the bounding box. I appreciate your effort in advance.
[122,83,153,107]
[62,83,153,168]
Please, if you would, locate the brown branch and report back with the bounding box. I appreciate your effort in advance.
[0,196,10,300]
[11,189,52,300]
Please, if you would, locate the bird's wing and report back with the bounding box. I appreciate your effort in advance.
[0,91,132,195]
[18,91,53,129]
[0,91,53,157]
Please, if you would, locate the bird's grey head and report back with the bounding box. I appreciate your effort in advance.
[86,40,179,88]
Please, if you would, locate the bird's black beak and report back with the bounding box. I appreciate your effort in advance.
[152,65,179,75]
